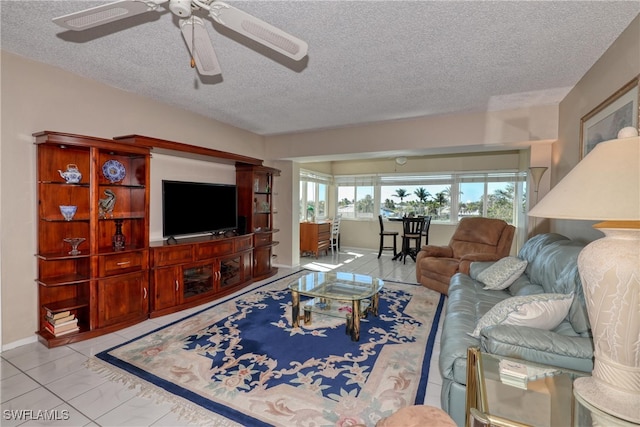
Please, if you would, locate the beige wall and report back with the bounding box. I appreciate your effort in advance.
[328,150,522,175]
[554,15,639,241]
[267,105,558,161]
[0,52,265,346]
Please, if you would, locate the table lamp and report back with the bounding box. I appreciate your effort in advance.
[528,127,639,423]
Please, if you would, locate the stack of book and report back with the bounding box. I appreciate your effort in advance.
[44,310,79,336]
[498,359,561,390]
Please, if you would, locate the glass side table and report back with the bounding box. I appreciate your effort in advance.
[465,347,588,427]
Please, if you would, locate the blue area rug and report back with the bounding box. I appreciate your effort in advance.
[92,271,444,426]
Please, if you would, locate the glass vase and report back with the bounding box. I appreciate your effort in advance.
[112,219,126,251]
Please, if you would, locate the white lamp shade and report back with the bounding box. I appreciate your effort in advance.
[529,136,640,221]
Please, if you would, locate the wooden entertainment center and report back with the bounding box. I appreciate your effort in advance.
[35,131,280,347]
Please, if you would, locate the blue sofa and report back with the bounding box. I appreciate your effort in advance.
[438,233,594,426]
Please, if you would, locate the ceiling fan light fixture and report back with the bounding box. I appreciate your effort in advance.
[169,0,192,18]
[395,156,408,166]
[208,1,308,61]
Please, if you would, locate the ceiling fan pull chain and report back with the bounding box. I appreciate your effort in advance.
[190,16,196,68]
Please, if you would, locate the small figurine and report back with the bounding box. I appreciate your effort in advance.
[99,189,116,218]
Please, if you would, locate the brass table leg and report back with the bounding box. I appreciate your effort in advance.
[466,347,480,427]
[371,292,379,316]
[291,290,300,327]
[351,299,361,341]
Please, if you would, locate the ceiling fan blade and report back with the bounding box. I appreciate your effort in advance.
[208,1,308,61]
[180,17,222,76]
[52,0,167,31]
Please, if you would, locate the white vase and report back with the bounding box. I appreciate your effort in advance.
[573,224,640,423]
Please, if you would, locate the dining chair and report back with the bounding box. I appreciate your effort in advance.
[401,216,426,264]
[378,215,398,258]
[330,215,341,253]
[421,215,432,245]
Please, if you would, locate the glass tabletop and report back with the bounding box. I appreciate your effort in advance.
[288,271,384,300]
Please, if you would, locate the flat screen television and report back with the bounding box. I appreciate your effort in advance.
[162,180,237,238]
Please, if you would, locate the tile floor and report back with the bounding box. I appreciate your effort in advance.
[1,247,444,426]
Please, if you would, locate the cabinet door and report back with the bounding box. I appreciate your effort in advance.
[152,266,180,311]
[182,262,214,302]
[219,251,251,290]
[97,271,148,328]
[254,246,272,278]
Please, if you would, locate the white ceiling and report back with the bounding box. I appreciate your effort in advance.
[1,1,639,136]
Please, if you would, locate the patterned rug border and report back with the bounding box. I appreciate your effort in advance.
[89,270,445,426]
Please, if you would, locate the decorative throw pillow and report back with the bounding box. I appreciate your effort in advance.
[477,256,528,290]
[470,293,574,338]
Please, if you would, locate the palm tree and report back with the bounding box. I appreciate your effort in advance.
[414,187,431,204]
[434,191,448,218]
[413,187,431,215]
[393,188,409,203]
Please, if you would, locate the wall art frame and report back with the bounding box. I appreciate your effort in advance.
[580,76,639,159]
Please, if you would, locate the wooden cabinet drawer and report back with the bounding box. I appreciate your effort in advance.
[152,245,193,267]
[254,233,272,247]
[235,235,253,251]
[197,240,234,260]
[99,251,147,277]
[318,223,331,233]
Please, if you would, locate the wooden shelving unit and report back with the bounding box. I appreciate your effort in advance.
[35,132,280,347]
[34,131,151,347]
[236,165,280,280]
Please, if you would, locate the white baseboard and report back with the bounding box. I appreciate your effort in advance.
[2,334,38,352]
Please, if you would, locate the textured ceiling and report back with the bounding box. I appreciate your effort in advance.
[1,1,639,136]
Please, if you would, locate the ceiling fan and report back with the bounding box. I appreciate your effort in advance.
[52,0,308,76]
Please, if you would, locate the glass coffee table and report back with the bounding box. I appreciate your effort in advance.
[466,347,588,427]
[288,271,384,341]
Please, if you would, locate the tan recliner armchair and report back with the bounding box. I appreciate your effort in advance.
[416,217,515,294]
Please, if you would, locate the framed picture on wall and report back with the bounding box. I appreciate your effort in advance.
[580,76,639,159]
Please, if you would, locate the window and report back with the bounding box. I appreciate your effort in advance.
[379,174,452,220]
[300,170,331,221]
[458,172,527,225]
[335,171,526,225]
[335,176,376,219]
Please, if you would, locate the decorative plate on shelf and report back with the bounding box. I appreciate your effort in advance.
[102,160,126,183]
